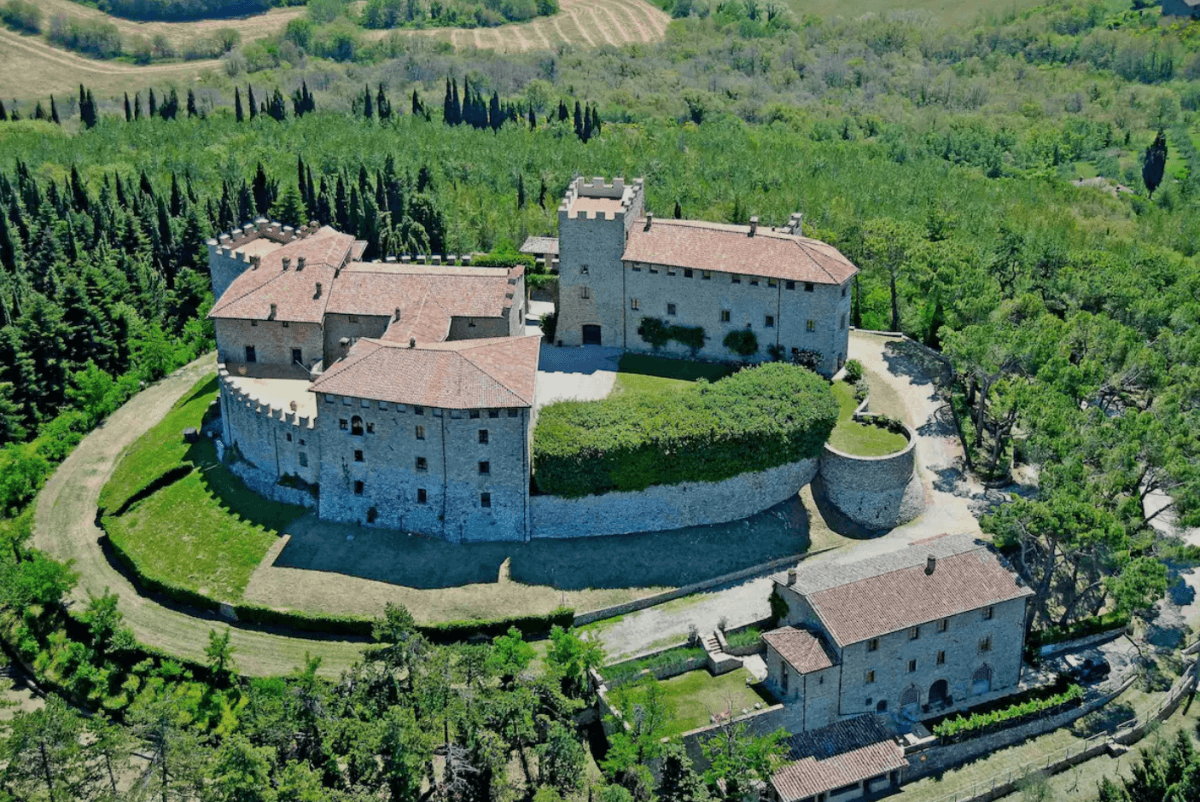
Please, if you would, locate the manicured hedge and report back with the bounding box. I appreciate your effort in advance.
[1028,612,1130,650]
[104,532,222,613]
[533,363,838,497]
[933,684,1084,742]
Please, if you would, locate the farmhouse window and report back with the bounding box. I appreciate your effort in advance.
[354,481,364,496]
[804,282,814,292]
[415,425,425,440]
[765,315,775,328]
[648,265,658,274]
[909,626,920,641]
[786,281,795,290]
[684,269,694,278]
[938,618,949,633]
[937,651,946,665]
[478,430,489,444]
[361,399,370,408]
[480,492,492,508]
[865,670,875,684]
[580,286,590,299]
[868,638,879,652]
[282,321,289,328]
[580,265,589,275]
[720,310,731,323]
[979,637,992,652]
[667,303,676,316]
[631,265,641,272]
[702,271,712,280]
[470,410,480,419]
[479,461,490,475]
[731,274,741,284]
[245,345,257,363]
[489,409,500,418]
[749,277,759,286]
[630,299,640,311]
[351,417,364,436]
[806,320,817,332]
[768,278,778,287]
[339,419,348,431]
[292,348,302,364]
[299,453,308,467]
[417,488,427,504]
[508,409,518,417]
[286,433,293,442]
[416,457,428,472]
[251,320,258,327]
[908,660,917,673]
[354,450,364,463]
[781,665,788,693]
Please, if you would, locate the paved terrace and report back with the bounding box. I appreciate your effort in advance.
[224,363,318,419]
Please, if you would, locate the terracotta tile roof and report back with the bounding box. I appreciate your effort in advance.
[780,535,1032,648]
[771,716,904,802]
[210,227,357,323]
[622,219,857,285]
[520,236,560,255]
[309,335,541,409]
[762,627,834,674]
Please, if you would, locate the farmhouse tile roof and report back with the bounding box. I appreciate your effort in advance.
[771,715,905,802]
[519,236,560,255]
[762,627,834,674]
[621,219,857,285]
[309,335,541,409]
[776,534,1033,648]
[209,227,359,323]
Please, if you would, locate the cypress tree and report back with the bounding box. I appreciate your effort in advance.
[1142,129,1167,200]
[517,174,526,209]
[377,84,390,120]
[252,162,274,215]
[148,88,158,117]
[363,84,374,119]
[306,167,317,220]
[297,154,307,211]
[170,175,183,217]
[269,88,286,121]
[451,79,461,125]
[124,93,132,122]
[581,105,591,142]
[134,92,142,120]
[247,85,257,120]
[592,103,602,137]
[443,78,453,124]
[86,90,97,127]
[50,96,60,125]
[0,101,6,121]
[186,89,198,118]
[573,101,583,140]
[413,89,422,117]
[528,105,536,129]
[334,175,348,229]
[79,84,87,117]
[33,102,45,121]
[235,86,244,122]
[558,99,568,122]
[538,177,547,209]
[489,91,502,132]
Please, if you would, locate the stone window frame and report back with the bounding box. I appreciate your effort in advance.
[325,394,335,404]
[667,266,676,276]
[868,638,879,652]
[908,659,917,673]
[630,298,640,311]
[286,433,293,443]
[245,345,257,363]
[580,265,589,275]
[937,651,946,665]
[414,406,425,416]
[480,492,492,508]
[631,264,641,272]
[909,626,920,641]
[580,286,591,299]
[684,269,694,278]
[478,430,489,445]
[415,425,426,440]
[339,419,348,431]
[979,637,992,653]
[749,276,760,286]
[720,310,731,323]
[282,321,290,328]
[470,410,481,419]
[251,320,258,327]
[667,303,677,316]
[351,416,365,436]
[937,618,949,633]
[479,460,490,475]
[416,456,428,472]
[353,480,364,496]
[292,348,303,364]
[649,265,659,274]
[865,670,876,684]
[354,449,364,463]
[806,319,817,333]
[765,315,775,328]
[366,422,375,434]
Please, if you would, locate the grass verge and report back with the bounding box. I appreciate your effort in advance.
[612,353,735,394]
[829,380,909,457]
[614,669,774,738]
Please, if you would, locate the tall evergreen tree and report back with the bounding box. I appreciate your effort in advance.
[517,174,526,209]
[592,103,602,137]
[247,85,257,120]
[134,92,142,120]
[124,92,132,122]
[0,100,7,121]
[528,104,536,129]
[674,199,682,219]
[573,101,583,140]
[186,89,198,118]
[1142,129,1167,199]
[269,88,287,121]
[412,89,423,118]
[558,99,569,122]
[50,96,60,125]
[234,86,244,122]
[489,92,502,132]
[33,102,46,121]
[377,83,391,121]
[363,84,374,120]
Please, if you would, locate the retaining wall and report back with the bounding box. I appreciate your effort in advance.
[530,458,819,539]
[226,455,318,509]
[818,420,923,530]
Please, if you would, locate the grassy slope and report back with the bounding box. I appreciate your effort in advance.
[101,377,305,602]
[828,380,909,457]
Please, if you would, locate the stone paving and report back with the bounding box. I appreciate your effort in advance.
[527,301,621,410]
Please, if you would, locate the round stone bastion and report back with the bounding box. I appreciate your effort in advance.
[817,418,925,531]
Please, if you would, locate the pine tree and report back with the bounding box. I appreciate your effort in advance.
[247,85,257,120]
[124,92,132,122]
[50,96,60,125]
[452,78,462,125]
[149,88,158,118]
[1142,129,1167,200]
[234,86,244,122]
[269,88,287,121]
[297,154,308,212]
[33,102,45,121]
[270,184,306,228]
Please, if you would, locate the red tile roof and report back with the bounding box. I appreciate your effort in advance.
[622,219,857,285]
[787,536,1032,648]
[210,227,357,323]
[771,716,904,802]
[309,335,541,409]
[762,627,834,674]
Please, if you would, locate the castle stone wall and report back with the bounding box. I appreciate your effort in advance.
[218,367,320,485]
[529,457,817,539]
[216,319,323,370]
[323,314,390,365]
[818,424,923,530]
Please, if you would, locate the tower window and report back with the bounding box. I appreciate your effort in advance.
[470,410,480,419]
[478,430,489,444]
[415,425,425,440]
[806,320,817,333]
[480,492,491,508]
[354,449,364,463]
[292,348,302,364]
[702,271,712,280]
[245,345,257,363]
[908,660,917,673]
[479,461,490,475]
[417,488,427,504]
[351,416,364,436]
[804,282,814,292]
[414,406,424,416]
[667,303,676,316]
[416,457,428,471]
[768,278,778,288]
[786,281,796,290]
[580,286,590,299]
[488,409,500,418]
[684,269,693,278]
[980,637,992,652]
[765,315,775,328]
[720,310,731,323]
[937,651,946,665]
[630,298,640,311]
[731,274,741,284]
[865,670,875,684]
[353,480,364,495]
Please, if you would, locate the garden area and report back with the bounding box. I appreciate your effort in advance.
[612,353,734,395]
[828,379,909,457]
[610,668,776,739]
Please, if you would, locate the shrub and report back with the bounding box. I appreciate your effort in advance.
[0,0,41,33]
[791,349,822,371]
[94,0,271,22]
[844,359,864,383]
[533,363,838,497]
[47,15,124,59]
[1027,612,1130,650]
[637,317,705,355]
[723,328,758,357]
[540,311,558,343]
[724,626,762,650]
[932,684,1084,742]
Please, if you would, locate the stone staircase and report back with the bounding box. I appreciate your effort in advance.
[702,630,742,675]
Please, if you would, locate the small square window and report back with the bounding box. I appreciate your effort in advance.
[366,422,375,434]
[806,320,817,333]
[353,480,364,495]
[786,280,796,290]
[908,660,917,673]
[339,419,348,431]
[702,271,712,280]
[349,315,359,323]
[354,449,364,463]
[250,320,258,327]
[938,618,949,633]
[984,606,994,621]
[667,303,677,316]
[768,278,778,288]
[630,298,640,311]
[378,401,388,410]
[299,452,308,467]
[325,394,335,404]
[749,277,759,286]
[684,269,694,278]
[667,267,675,276]
[765,315,775,328]
[286,433,293,442]
[937,651,946,665]
[470,410,480,419]
[488,409,500,418]
[480,492,491,508]
[414,406,424,416]
[415,425,425,440]
[649,265,658,274]
[342,397,351,405]
[292,348,302,364]
[631,264,641,272]
[865,670,875,684]
[282,321,290,328]
[731,274,741,284]
[416,457,428,471]
[361,399,370,408]
[909,626,920,641]
[980,637,992,652]
[804,282,814,292]
[868,638,879,652]
[479,461,490,475]
[478,430,489,444]
[417,488,427,504]
[580,287,590,299]
[720,310,731,323]
[580,265,589,275]
[507,409,518,417]
[299,439,305,446]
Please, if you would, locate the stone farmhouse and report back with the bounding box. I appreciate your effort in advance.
[767,715,906,802]
[762,534,1033,731]
[204,178,858,542]
[553,177,857,376]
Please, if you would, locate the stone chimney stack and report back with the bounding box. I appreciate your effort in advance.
[281,257,291,271]
[314,282,322,299]
[297,256,306,271]
[749,216,759,237]
[644,213,653,231]
[926,555,937,575]
[787,567,797,586]
[269,303,277,320]
[409,337,416,349]
[250,255,261,270]
[394,308,401,322]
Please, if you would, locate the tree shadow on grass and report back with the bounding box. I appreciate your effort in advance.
[272,494,812,592]
[181,375,220,408]
[185,438,307,535]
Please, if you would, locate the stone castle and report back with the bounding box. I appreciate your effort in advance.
[206,178,859,542]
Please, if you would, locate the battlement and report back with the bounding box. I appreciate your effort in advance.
[218,364,316,430]
[559,176,645,220]
[206,218,324,262]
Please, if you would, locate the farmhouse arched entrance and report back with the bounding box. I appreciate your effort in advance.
[929,679,950,708]
[899,686,920,716]
[973,665,992,695]
[582,325,602,345]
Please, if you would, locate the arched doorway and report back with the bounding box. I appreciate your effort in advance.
[582,324,602,345]
[876,700,888,713]
[899,686,920,717]
[973,665,992,695]
[929,679,950,708]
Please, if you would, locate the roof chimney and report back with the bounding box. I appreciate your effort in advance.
[926,555,936,575]
[394,308,401,322]
[250,255,261,270]
[644,213,653,231]
[269,303,277,320]
[787,567,797,586]
[297,256,306,271]
[793,212,803,236]
[749,216,758,237]
[314,282,322,299]
[409,337,416,349]
[281,257,291,271]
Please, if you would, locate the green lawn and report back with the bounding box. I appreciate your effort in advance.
[101,376,306,602]
[100,375,219,513]
[615,668,775,738]
[828,381,909,457]
[612,353,735,395]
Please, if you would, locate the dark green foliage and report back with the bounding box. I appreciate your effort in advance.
[47,16,123,59]
[533,363,837,497]
[0,0,41,33]
[843,359,864,383]
[933,684,1083,741]
[637,317,706,356]
[95,0,271,21]
[1142,129,1167,199]
[539,311,557,342]
[722,328,758,358]
[362,0,555,29]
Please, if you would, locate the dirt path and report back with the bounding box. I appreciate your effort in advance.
[31,354,366,679]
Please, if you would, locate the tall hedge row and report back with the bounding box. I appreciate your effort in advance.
[532,363,837,497]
